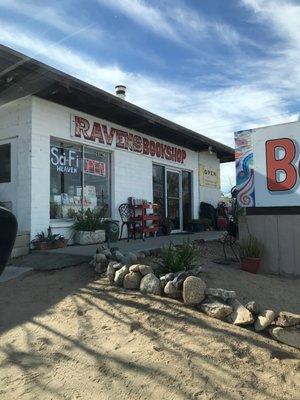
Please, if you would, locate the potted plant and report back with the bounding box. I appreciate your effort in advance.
[73,208,106,245]
[31,227,68,250]
[239,235,264,274]
[50,202,61,219]
[161,216,173,236]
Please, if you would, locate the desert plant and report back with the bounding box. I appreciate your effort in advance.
[73,208,105,232]
[31,227,66,247]
[161,240,198,273]
[239,235,264,259]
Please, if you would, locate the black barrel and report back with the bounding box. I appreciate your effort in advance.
[0,207,18,276]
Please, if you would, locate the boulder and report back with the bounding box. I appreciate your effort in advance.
[136,252,146,260]
[114,251,124,262]
[160,273,175,289]
[129,264,153,276]
[227,299,254,325]
[102,249,112,259]
[97,244,108,252]
[245,301,260,315]
[95,263,106,274]
[123,271,142,290]
[269,326,300,350]
[95,253,107,264]
[123,252,138,265]
[200,298,233,319]
[275,311,300,327]
[182,276,206,305]
[205,288,236,301]
[106,262,122,283]
[254,310,276,332]
[114,265,129,286]
[140,273,162,296]
[164,281,181,298]
[139,265,153,276]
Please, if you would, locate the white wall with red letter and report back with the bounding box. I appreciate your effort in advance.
[253,121,300,207]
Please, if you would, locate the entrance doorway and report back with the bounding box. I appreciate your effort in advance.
[153,164,192,232]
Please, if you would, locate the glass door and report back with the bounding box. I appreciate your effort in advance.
[182,171,192,231]
[166,170,181,231]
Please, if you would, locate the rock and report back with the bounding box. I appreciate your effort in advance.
[110,246,119,253]
[227,299,254,325]
[140,273,162,296]
[182,276,206,305]
[254,310,276,331]
[136,252,146,260]
[129,264,153,276]
[102,249,112,259]
[123,252,138,265]
[97,244,108,252]
[114,265,129,286]
[95,263,106,274]
[205,288,236,301]
[95,253,107,264]
[160,273,175,289]
[245,301,260,315]
[114,251,124,262]
[106,262,122,283]
[139,265,153,276]
[173,271,195,290]
[200,298,233,319]
[164,281,182,298]
[275,311,300,327]
[269,326,300,349]
[123,271,142,290]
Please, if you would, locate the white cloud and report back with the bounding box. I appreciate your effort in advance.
[96,0,180,42]
[0,0,102,38]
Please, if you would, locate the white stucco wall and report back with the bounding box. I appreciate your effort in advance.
[0,97,32,232]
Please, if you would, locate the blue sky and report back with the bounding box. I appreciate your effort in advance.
[1,0,300,193]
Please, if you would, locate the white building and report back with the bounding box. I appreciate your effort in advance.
[0,45,234,242]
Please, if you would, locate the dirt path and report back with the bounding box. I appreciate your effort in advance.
[0,260,299,400]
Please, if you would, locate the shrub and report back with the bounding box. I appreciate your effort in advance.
[161,240,198,273]
[72,208,105,232]
[239,235,264,259]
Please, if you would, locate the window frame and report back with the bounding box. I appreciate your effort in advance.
[0,143,11,184]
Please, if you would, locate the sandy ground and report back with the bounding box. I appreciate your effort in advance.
[0,242,299,400]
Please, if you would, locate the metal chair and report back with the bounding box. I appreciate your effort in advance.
[118,203,141,241]
[0,207,18,276]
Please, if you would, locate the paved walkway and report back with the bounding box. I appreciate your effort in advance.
[49,231,223,257]
[1,231,223,277]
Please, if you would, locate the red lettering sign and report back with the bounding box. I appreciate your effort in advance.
[266,138,297,191]
[84,159,106,177]
[74,115,187,164]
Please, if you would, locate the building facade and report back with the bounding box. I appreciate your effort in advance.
[0,45,234,241]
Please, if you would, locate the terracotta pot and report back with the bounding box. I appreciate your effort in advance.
[35,241,50,250]
[241,257,261,274]
[53,239,68,249]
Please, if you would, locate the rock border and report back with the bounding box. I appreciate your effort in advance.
[90,244,300,350]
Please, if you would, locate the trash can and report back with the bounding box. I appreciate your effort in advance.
[103,219,120,245]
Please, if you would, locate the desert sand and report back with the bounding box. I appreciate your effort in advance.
[0,242,299,400]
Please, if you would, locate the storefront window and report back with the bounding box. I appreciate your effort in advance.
[50,140,110,219]
[83,148,110,217]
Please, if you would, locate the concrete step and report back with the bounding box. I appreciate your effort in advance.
[11,232,30,258]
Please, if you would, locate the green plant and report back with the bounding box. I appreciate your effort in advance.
[31,227,65,244]
[161,240,198,273]
[239,235,264,259]
[73,208,105,232]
